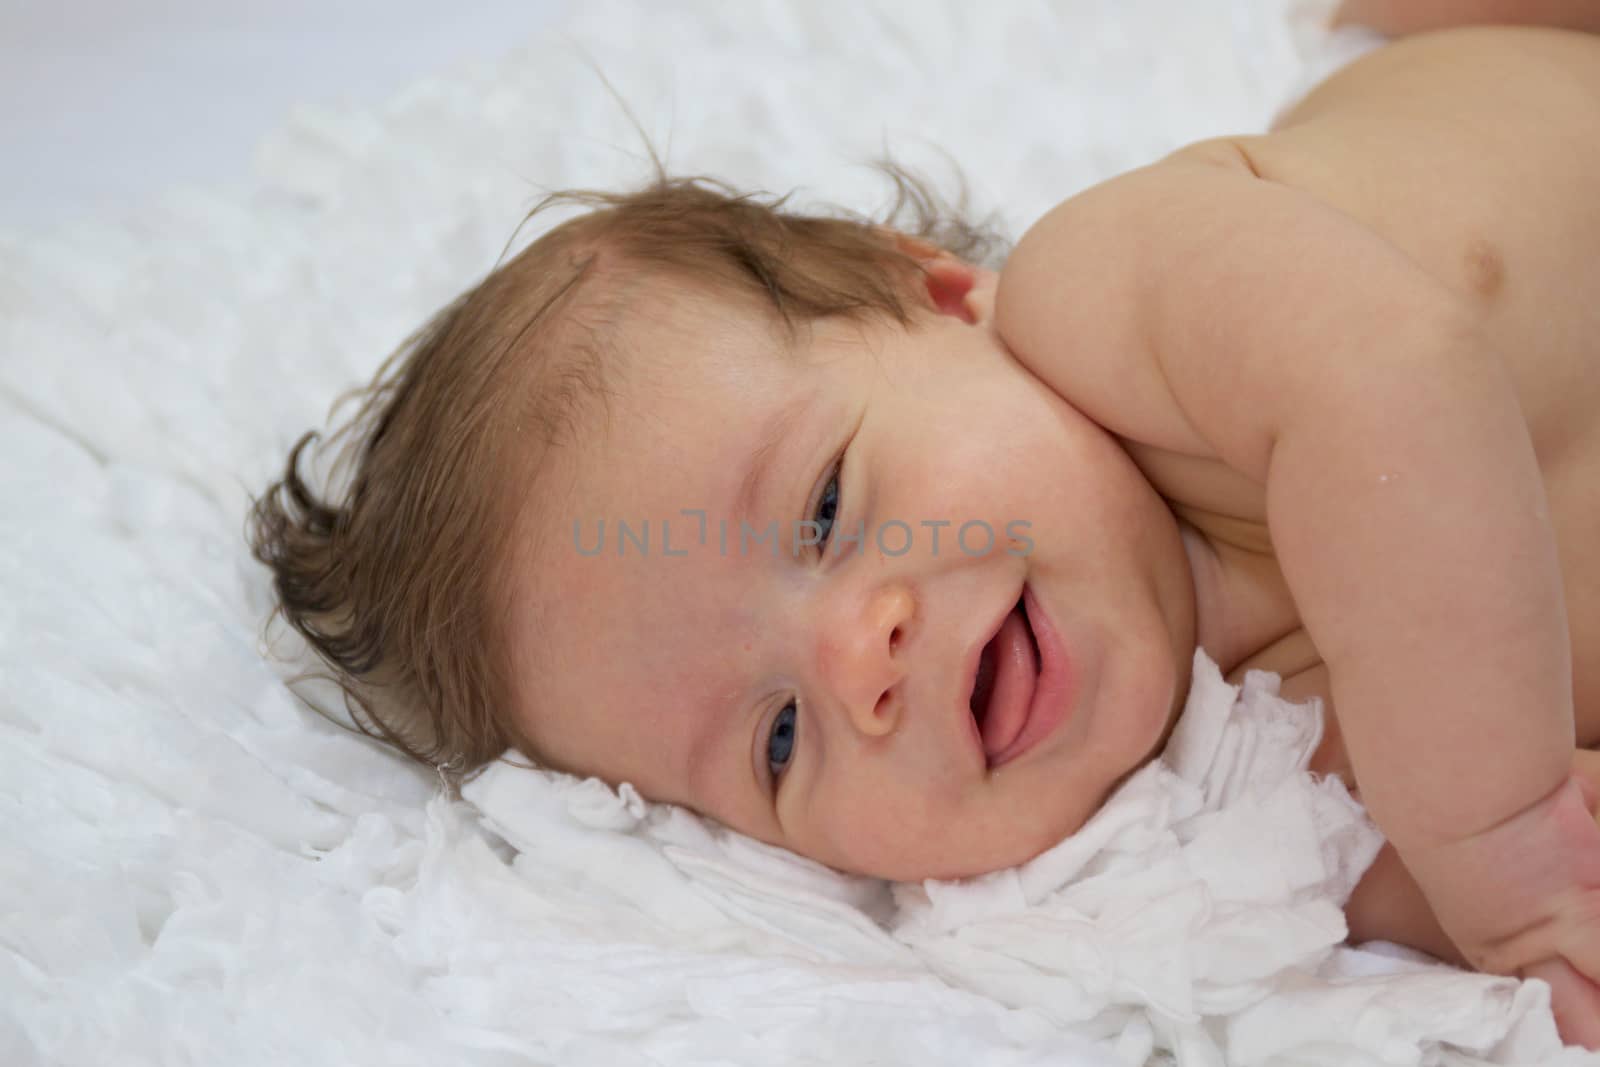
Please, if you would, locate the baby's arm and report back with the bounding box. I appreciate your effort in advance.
[996,145,1600,1044]
[1333,0,1600,36]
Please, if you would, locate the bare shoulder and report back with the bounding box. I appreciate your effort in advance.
[1245,25,1600,459]
[996,136,1474,488]
[999,25,1600,468]
[993,156,1219,457]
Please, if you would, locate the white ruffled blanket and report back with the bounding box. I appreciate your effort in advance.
[5,0,1594,1063]
[462,651,1578,1065]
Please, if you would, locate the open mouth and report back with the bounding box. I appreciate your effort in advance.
[969,594,1041,766]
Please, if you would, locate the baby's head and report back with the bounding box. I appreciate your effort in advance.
[251,167,1197,882]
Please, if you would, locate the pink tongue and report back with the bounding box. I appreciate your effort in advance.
[980,608,1038,758]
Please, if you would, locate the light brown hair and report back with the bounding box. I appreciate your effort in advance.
[247,159,1007,782]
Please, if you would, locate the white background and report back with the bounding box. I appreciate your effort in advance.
[0,0,575,237]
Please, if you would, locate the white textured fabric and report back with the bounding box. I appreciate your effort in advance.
[466,650,1578,1066]
[6,0,1594,1063]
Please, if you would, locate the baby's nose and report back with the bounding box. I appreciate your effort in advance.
[816,582,914,737]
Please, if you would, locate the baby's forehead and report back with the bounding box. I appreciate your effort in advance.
[511,272,911,573]
[507,471,766,716]
[509,319,791,575]
[608,271,908,372]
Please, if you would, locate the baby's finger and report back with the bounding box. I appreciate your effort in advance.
[1524,957,1600,1050]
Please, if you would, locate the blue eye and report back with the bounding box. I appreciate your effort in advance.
[812,466,840,549]
[768,701,798,780]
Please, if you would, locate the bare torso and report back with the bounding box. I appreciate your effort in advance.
[1124,27,1600,962]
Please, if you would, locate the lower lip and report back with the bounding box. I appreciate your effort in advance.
[987,586,1075,770]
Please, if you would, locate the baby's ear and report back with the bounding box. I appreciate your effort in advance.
[886,231,981,325]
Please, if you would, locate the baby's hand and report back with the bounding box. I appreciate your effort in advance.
[1521,758,1600,1047]
[1406,773,1600,1049]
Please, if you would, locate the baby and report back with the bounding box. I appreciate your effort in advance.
[251,3,1600,1049]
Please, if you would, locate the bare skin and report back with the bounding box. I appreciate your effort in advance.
[504,13,1600,1050]
[1219,23,1600,963]
[1192,23,1600,967]
[996,24,1600,1045]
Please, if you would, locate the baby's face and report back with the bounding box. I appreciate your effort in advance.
[506,268,1198,881]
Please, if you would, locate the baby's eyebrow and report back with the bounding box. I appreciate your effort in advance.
[734,388,812,528]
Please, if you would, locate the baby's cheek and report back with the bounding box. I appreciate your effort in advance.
[807,787,938,881]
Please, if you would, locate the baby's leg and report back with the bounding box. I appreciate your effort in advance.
[1332,0,1600,36]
